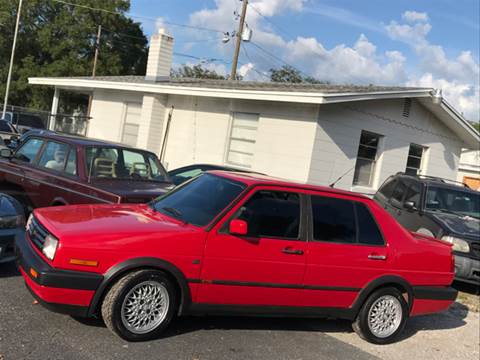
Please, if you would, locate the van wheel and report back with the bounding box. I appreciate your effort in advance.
[101,270,177,341]
[352,287,408,344]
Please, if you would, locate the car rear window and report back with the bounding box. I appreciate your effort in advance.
[311,195,384,246]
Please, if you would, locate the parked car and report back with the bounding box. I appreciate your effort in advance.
[374,173,479,285]
[0,132,174,213]
[16,171,456,344]
[0,119,20,147]
[0,193,24,263]
[168,163,262,185]
[3,111,46,134]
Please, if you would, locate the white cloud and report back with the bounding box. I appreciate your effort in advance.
[155,17,167,33]
[186,2,479,120]
[402,11,429,23]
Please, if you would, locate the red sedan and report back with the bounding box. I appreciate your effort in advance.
[16,171,457,344]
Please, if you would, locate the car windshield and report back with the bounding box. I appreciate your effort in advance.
[150,173,247,227]
[425,186,480,219]
[86,146,169,183]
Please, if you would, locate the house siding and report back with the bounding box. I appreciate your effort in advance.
[308,98,463,193]
[162,95,318,182]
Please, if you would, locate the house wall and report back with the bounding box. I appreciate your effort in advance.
[88,89,143,143]
[308,98,463,194]
[457,149,480,190]
[161,95,319,182]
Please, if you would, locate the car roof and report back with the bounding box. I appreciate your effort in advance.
[393,173,476,193]
[25,131,154,153]
[209,170,370,200]
[170,163,258,173]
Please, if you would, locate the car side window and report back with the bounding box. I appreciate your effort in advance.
[14,138,44,163]
[404,182,421,209]
[356,203,384,245]
[311,196,356,243]
[38,141,69,172]
[65,149,77,176]
[378,178,397,198]
[235,190,300,239]
[391,179,408,205]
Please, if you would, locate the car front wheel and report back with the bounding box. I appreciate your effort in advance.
[352,287,408,344]
[101,269,177,341]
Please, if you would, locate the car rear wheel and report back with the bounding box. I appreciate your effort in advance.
[352,287,408,344]
[101,269,177,341]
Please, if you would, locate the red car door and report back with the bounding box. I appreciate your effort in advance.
[197,187,307,307]
[301,192,391,309]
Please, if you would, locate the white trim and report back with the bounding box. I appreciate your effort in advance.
[29,77,432,105]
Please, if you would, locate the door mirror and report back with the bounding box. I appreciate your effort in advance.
[229,219,248,236]
[0,148,13,158]
[404,201,417,211]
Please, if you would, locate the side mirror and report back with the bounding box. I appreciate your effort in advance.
[229,219,248,236]
[0,148,13,158]
[404,201,417,211]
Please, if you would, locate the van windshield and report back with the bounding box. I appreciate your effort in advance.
[86,146,169,183]
[425,186,480,219]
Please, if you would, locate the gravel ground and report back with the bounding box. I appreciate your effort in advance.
[0,262,478,360]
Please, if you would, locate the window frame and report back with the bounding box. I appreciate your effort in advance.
[352,131,383,187]
[12,136,45,165]
[306,193,386,247]
[405,143,426,176]
[221,186,308,242]
[225,112,259,169]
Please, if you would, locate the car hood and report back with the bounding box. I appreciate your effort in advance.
[90,179,174,202]
[34,203,200,248]
[426,211,480,239]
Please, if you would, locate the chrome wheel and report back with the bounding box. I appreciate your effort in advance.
[120,280,169,334]
[367,295,402,338]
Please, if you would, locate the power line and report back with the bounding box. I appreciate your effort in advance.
[241,43,270,80]
[50,0,225,33]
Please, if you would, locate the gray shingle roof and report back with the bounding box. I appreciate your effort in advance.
[55,75,430,94]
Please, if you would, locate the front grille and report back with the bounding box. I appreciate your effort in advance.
[27,216,49,252]
[470,242,480,259]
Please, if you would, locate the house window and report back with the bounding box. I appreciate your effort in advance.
[121,103,141,147]
[405,144,425,176]
[226,112,259,168]
[353,131,381,187]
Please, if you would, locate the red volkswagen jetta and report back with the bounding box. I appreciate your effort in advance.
[16,172,457,344]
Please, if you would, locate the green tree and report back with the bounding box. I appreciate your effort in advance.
[0,0,148,112]
[469,121,480,133]
[171,64,227,80]
[269,65,329,84]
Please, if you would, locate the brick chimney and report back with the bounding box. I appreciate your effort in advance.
[145,28,174,81]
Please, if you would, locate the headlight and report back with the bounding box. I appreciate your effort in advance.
[442,236,470,253]
[0,214,24,229]
[42,234,59,260]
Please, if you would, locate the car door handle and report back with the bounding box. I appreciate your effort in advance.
[368,254,387,260]
[282,248,304,255]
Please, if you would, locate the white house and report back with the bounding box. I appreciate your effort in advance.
[29,29,480,195]
[457,150,480,190]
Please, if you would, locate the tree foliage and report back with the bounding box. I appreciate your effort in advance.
[0,0,148,111]
[171,64,227,80]
[269,65,329,84]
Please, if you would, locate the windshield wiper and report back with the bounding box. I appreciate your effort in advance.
[161,207,187,223]
[429,208,463,216]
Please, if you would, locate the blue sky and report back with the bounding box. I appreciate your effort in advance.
[128,0,480,120]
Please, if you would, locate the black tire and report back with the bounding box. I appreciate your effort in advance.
[352,287,408,344]
[101,269,177,341]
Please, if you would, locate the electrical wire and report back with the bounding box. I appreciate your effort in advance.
[51,0,225,33]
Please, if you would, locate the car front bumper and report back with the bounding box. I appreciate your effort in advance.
[454,255,480,285]
[15,232,103,317]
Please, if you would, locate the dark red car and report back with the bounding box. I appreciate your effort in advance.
[0,132,173,212]
[16,172,457,344]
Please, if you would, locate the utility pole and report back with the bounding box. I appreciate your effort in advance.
[92,25,102,77]
[2,0,23,120]
[87,25,101,117]
[230,0,248,80]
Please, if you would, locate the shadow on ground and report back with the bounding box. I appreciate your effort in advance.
[0,261,19,278]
